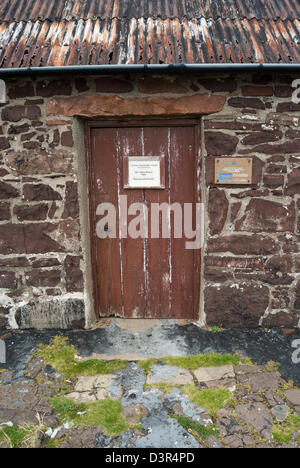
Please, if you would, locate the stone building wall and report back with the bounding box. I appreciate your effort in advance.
[0,73,299,329]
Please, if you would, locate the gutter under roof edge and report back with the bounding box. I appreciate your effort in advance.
[0,63,300,77]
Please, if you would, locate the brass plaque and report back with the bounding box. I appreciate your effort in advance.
[215,158,252,184]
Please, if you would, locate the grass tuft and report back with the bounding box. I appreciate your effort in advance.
[171,414,219,441]
[0,425,36,448]
[50,396,135,437]
[182,386,234,418]
[38,336,128,378]
[139,358,159,374]
[163,353,243,369]
[139,353,245,374]
[272,413,300,444]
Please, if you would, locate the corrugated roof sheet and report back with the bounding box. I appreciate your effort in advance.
[0,0,299,67]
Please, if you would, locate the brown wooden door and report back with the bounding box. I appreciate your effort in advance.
[86,120,201,319]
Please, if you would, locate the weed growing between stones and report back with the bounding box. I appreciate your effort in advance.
[38,336,128,377]
[171,415,219,441]
[139,353,247,374]
[50,396,139,436]
[182,386,234,418]
[265,361,280,372]
[45,438,60,449]
[272,413,300,443]
[0,425,37,448]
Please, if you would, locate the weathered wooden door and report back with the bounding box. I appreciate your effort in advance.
[86,120,201,319]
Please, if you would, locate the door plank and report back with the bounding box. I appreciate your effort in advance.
[117,127,147,318]
[143,126,171,318]
[92,128,123,316]
[169,126,197,319]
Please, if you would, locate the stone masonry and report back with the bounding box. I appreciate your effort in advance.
[0,74,299,329]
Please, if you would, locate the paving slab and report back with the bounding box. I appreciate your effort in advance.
[0,379,58,427]
[204,378,236,392]
[235,364,263,375]
[133,414,201,449]
[236,403,273,432]
[193,365,235,383]
[223,435,244,448]
[272,405,290,422]
[284,389,300,407]
[59,427,102,449]
[264,390,285,407]
[74,376,98,392]
[146,364,193,385]
[96,389,109,400]
[94,374,119,388]
[74,374,118,392]
[65,391,97,403]
[122,403,148,424]
[116,319,161,333]
[238,372,279,391]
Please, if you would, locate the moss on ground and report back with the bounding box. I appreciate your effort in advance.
[182,386,234,418]
[272,413,300,444]
[265,361,280,372]
[171,414,219,441]
[38,336,128,378]
[139,353,247,374]
[50,396,138,437]
[45,438,60,449]
[0,425,36,448]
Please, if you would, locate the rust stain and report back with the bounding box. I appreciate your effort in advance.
[0,0,299,67]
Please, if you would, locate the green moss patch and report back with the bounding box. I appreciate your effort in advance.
[139,358,158,374]
[38,336,128,378]
[50,396,134,437]
[139,353,246,374]
[171,415,219,441]
[164,353,244,369]
[0,425,35,448]
[182,386,234,418]
[45,438,60,449]
[272,413,300,444]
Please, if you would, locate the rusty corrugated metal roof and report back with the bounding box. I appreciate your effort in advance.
[0,0,299,67]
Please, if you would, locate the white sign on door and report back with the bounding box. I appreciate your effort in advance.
[126,156,164,189]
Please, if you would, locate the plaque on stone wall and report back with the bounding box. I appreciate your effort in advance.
[124,156,165,189]
[215,158,252,184]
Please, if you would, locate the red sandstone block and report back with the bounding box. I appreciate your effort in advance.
[14,203,48,221]
[242,86,273,96]
[0,271,17,289]
[263,174,284,188]
[25,269,61,287]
